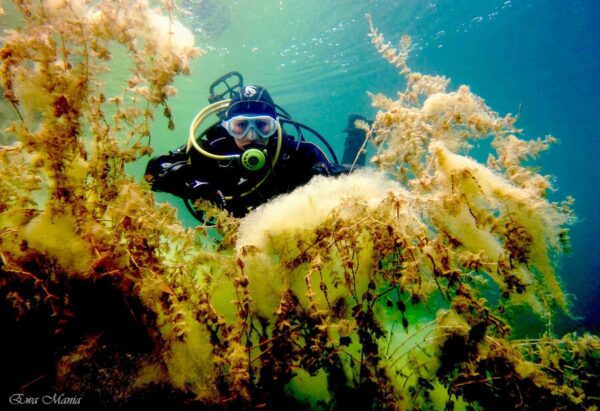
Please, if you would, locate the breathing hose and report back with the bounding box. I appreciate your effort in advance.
[186,99,282,200]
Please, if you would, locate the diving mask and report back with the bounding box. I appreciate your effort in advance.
[222,115,278,140]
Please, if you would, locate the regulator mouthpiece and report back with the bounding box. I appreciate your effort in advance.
[240,148,267,171]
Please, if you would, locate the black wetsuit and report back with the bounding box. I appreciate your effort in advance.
[145,124,346,217]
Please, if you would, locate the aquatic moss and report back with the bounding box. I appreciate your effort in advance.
[1,4,597,411]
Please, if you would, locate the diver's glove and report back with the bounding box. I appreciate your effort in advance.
[310,162,332,177]
[185,180,227,210]
[145,147,190,195]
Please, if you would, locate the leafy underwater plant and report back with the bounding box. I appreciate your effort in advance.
[0,3,598,410]
[0,0,212,406]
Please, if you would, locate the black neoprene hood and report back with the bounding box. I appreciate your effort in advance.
[225,85,278,119]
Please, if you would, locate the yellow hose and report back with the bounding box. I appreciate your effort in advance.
[186,100,283,200]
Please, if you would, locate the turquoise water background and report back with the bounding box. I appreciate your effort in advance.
[146,0,599,334]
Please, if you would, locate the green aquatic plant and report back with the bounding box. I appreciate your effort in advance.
[1,3,597,411]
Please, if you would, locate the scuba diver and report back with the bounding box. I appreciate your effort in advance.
[145,72,367,222]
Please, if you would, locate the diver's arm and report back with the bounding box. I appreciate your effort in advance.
[145,146,227,209]
[298,141,349,177]
[283,141,346,191]
[144,145,192,197]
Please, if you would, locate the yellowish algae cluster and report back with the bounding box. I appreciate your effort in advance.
[0,2,598,410]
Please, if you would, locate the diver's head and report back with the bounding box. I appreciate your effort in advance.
[222,85,279,149]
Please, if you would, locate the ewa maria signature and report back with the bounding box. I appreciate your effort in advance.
[9,393,82,405]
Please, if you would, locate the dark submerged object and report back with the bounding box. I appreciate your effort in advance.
[342,113,368,167]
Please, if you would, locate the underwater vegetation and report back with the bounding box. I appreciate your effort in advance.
[0,1,598,410]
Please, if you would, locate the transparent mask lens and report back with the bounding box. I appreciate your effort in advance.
[230,118,249,136]
[224,115,277,139]
[254,118,276,136]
